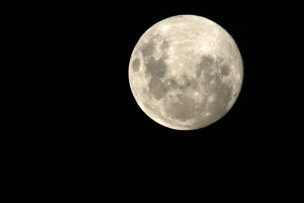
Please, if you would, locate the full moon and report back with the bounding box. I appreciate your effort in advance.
[128,15,243,130]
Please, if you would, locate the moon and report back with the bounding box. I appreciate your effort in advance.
[128,15,243,130]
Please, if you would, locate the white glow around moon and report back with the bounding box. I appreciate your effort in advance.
[128,15,243,130]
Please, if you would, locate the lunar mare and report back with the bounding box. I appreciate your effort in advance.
[129,15,243,130]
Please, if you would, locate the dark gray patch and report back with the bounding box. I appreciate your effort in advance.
[164,93,207,122]
[183,76,192,88]
[141,41,155,58]
[207,80,233,117]
[145,57,167,79]
[196,55,216,77]
[132,58,140,72]
[145,57,168,100]
[161,40,169,50]
[195,55,234,119]
[143,39,171,100]
[196,55,230,81]
[148,77,168,100]
[220,64,230,76]
[164,94,197,121]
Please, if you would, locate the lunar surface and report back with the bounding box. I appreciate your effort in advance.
[128,15,243,130]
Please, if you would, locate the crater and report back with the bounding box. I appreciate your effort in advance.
[233,92,237,98]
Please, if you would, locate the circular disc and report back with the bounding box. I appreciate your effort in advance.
[128,15,243,130]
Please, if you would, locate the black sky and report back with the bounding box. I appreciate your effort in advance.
[3,1,304,201]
